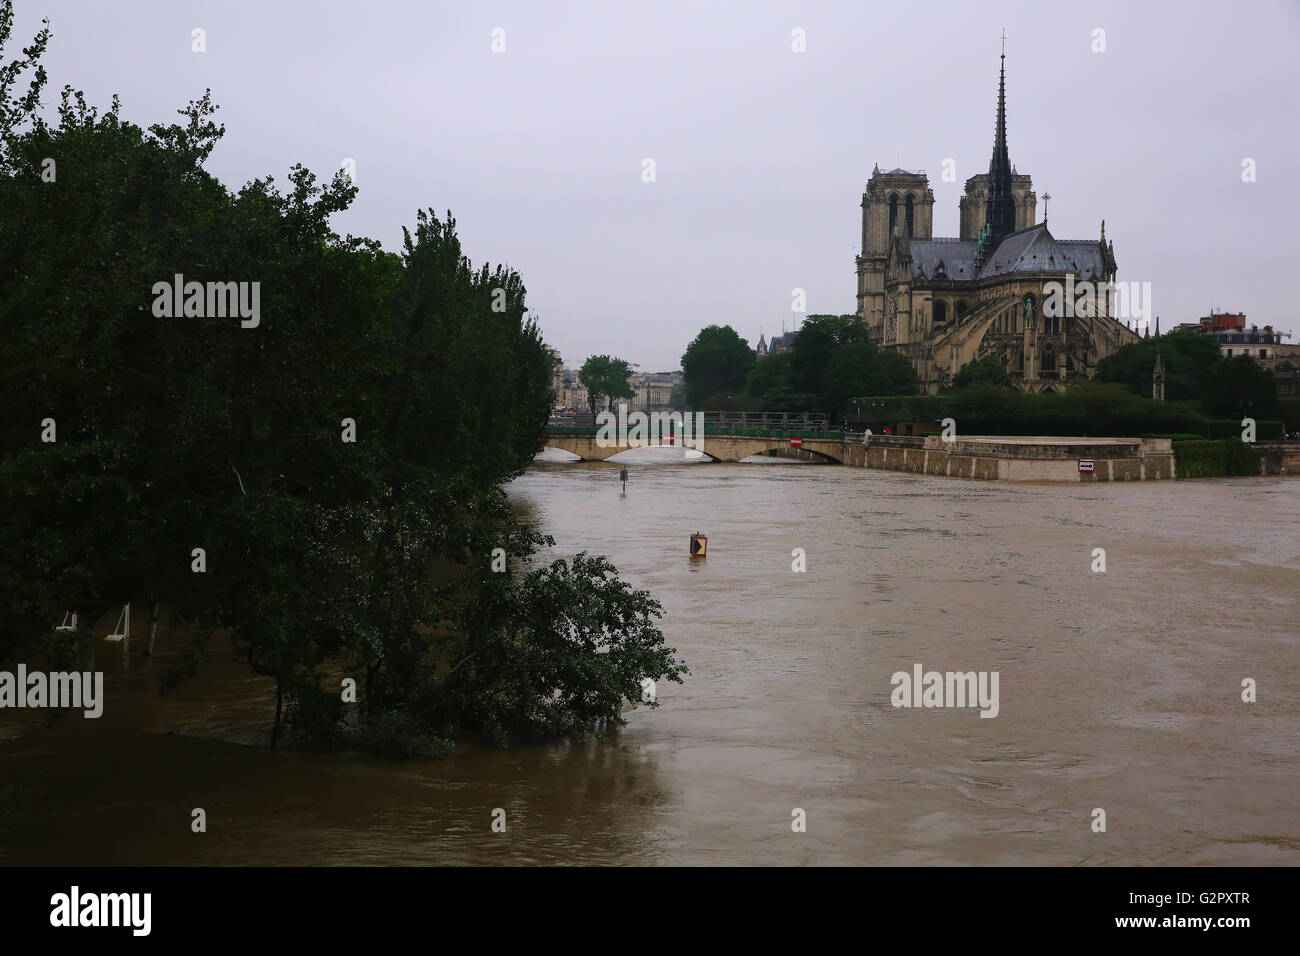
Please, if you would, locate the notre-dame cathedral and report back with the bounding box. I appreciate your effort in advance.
[855,51,1139,394]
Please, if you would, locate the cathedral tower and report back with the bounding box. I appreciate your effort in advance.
[959,170,1035,238]
[856,165,933,336]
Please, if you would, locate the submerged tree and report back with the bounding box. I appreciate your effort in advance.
[0,4,686,752]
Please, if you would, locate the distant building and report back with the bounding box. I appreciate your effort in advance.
[1195,312,1290,367]
[544,346,564,395]
[1276,366,1299,399]
[629,370,683,412]
[551,361,683,413]
[758,330,797,356]
[555,366,589,411]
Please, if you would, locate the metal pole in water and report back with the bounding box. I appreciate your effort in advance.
[620,466,628,492]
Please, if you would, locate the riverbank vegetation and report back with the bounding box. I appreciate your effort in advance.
[851,385,1284,440]
[0,7,685,754]
[1168,439,1263,479]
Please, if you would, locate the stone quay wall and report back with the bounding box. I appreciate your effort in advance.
[841,436,1176,482]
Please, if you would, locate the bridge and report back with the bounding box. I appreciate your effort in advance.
[542,412,1300,478]
[542,412,851,463]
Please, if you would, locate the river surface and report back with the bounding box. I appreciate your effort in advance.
[3,456,1298,865]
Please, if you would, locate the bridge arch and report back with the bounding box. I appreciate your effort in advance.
[752,445,845,464]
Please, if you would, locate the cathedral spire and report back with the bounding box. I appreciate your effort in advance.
[985,38,1017,247]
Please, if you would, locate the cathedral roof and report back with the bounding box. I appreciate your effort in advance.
[1057,240,1108,281]
[910,239,978,280]
[907,228,1108,283]
[978,222,1091,278]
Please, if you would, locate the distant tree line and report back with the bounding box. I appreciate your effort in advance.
[680,315,917,418]
[0,7,685,754]
[680,312,1284,435]
[1093,329,1279,420]
[935,330,1284,436]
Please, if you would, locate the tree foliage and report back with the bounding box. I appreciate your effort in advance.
[578,354,635,413]
[1095,330,1222,401]
[789,315,867,394]
[0,7,685,753]
[681,325,754,407]
[1202,355,1278,419]
[820,343,918,418]
[951,355,1013,390]
[1095,330,1279,420]
[734,315,916,416]
[942,381,1212,436]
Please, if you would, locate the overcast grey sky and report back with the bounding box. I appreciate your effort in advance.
[17,0,1300,369]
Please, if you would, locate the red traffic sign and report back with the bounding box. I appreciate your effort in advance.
[790,437,803,447]
[1078,459,1095,472]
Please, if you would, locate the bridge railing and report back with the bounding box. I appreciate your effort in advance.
[547,412,598,428]
[700,411,830,432]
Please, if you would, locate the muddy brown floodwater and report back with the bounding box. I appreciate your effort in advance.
[2,456,1298,865]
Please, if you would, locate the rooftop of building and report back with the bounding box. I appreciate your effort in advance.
[908,223,1107,282]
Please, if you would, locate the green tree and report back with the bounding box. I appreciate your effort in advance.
[681,325,754,407]
[745,350,796,408]
[0,5,49,165]
[578,354,635,414]
[0,6,686,754]
[820,342,918,418]
[940,381,1211,437]
[1095,330,1222,401]
[1203,355,1278,419]
[951,355,1013,389]
[789,314,866,395]
[431,552,687,745]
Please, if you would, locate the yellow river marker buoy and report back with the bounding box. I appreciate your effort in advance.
[690,532,707,558]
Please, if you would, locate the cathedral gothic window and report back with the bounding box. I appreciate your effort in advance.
[1042,342,1057,372]
[905,194,915,237]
